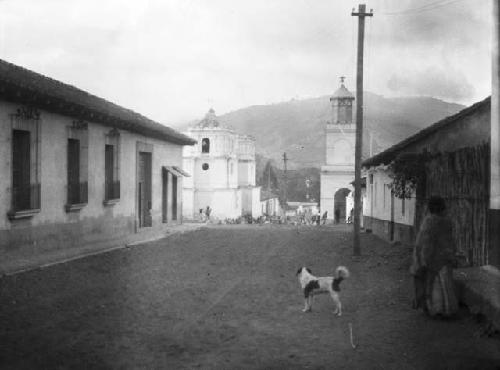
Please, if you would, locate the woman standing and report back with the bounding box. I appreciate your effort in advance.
[410,196,458,317]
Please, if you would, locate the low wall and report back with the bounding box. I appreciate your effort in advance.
[363,216,415,245]
[0,212,183,261]
[0,213,135,252]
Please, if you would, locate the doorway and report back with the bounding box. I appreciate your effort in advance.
[334,188,351,223]
[138,151,152,227]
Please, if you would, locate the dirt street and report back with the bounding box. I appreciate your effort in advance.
[1,224,499,369]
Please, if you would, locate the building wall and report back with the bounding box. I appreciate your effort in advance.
[241,186,261,217]
[238,160,255,186]
[363,101,489,245]
[0,101,185,251]
[364,168,416,226]
[325,126,355,166]
[195,188,241,219]
[193,156,237,189]
[363,167,416,243]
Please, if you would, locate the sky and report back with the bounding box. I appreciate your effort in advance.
[0,0,492,125]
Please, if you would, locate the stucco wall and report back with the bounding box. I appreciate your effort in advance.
[325,128,355,166]
[364,168,416,227]
[195,189,241,219]
[0,101,185,251]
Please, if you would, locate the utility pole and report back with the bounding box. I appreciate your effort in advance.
[282,152,288,204]
[267,162,271,190]
[352,4,373,256]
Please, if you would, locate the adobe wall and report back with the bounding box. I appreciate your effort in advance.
[0,101,185,252]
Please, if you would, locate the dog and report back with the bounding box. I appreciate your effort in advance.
[296,266,349,315]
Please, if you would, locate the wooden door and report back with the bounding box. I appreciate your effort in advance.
[162,167,168,223]
[138,152,152,227]
[172,174,178,221]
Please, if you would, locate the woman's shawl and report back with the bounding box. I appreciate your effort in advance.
[411,214,455,274]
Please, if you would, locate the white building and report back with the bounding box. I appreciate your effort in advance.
[320,78,355,222]
[0,59,195,261]
[182,109,261,220]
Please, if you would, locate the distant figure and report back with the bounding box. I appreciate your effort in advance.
[199,208,204,221]
[334,209,340,224]
[410,196,458,318]
[321,211,328,225]
[347,208,354,224]
[205,206,212,222]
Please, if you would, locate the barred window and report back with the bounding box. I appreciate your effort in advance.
[104,129,120,203]
[65,120,88,211]
[8,106,41,220]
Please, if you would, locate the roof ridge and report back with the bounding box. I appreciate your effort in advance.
[362,96,491,167]
[0,58,195,145]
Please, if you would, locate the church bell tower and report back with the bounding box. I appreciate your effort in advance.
[320,77,356,222]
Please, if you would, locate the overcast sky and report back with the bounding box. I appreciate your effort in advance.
[0,0,491,125]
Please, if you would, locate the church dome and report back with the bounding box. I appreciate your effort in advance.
[196,108,220,128]
[331,78,354,100]
[332,84,354,99]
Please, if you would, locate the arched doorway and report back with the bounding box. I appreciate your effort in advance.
[334,188,351,223]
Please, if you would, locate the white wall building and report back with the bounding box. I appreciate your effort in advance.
[320,78,355,222]
[182,109,261,220]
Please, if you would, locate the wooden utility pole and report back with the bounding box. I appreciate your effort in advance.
[282,152,288,204]
[267,163,271,190]
[352,4,373,256]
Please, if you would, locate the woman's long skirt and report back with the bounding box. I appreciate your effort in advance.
[426,265,459,317]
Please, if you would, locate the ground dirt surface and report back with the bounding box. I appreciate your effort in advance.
[1,224,499,369]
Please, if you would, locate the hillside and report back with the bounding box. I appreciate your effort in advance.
[201,93,465,169]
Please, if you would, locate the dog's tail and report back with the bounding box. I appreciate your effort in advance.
[335,266,350,279]
[332,266,349,292]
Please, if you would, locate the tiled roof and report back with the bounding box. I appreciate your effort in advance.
[0,59,196,145]
[362,96,491,168]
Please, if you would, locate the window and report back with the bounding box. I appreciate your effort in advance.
[401,197,405,217]
[66,120,88,211]
[12,130,38,211]
[202,163,209,170]
[104,129,120,203]
[67,138,87,206]
[8,107,41,219]
[201,138,210,153]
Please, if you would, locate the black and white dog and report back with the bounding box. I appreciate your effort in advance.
[296,266,350,315]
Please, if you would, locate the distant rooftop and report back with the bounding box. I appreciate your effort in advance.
[0,58,195,145]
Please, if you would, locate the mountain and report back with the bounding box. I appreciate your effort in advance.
[188,93,465,169]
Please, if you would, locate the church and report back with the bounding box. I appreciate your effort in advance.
[182,109,261,220]
[320,78,355,222]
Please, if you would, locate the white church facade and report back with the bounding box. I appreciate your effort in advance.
[320,79,356,222]
[182,109,261,220]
